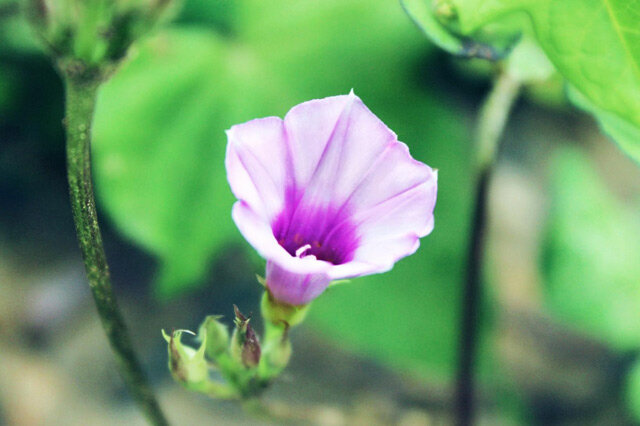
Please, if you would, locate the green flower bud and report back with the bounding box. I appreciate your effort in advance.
[230,305,261,369]
[198,315,229,360]
[162,329,208,389]
[25,0,180,74]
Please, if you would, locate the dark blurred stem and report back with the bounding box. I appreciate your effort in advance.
[455,71,520,426]
[64,74,169,426]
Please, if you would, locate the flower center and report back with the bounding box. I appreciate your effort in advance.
[295,244,315,259]
[271,200,359,265]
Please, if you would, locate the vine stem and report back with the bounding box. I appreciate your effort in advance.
[455,70,520,426]
[64,74,169,426]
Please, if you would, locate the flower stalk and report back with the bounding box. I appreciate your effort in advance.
[64,70,168,426]
[455,70,520,426]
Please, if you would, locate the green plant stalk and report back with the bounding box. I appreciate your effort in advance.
[455,70,520,426]
[64,73,169,426]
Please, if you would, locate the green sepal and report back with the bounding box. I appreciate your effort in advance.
[329,279,351,287]
[260,290,310,328]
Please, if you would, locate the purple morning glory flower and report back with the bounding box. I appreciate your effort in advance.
[225,92,437,306]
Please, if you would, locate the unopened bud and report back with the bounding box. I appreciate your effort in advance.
[162,329,208,388]
[199,315,229,359]
[25,0,181,73]
[231,305,261,368]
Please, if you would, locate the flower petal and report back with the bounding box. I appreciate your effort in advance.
[232,201,334,305]
[226,117,292,221]
[226,92,438,305]
[283,92,396,207]
[347,142,437,225]
[350,167,437,269]
[320,143,437,275]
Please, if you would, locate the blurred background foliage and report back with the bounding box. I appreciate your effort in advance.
[1,0,640,424]
[92,0,475,382]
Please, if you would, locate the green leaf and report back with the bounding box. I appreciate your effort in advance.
[93,28,278,298]
[568,86,640,164]
[401,0,517,60]
[541,148,640,350]
[401,0,468,55]
[446,0,640,162]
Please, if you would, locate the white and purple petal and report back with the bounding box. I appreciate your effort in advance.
[226,92,437,305]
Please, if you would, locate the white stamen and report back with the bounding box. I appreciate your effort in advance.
[295,244,312,258]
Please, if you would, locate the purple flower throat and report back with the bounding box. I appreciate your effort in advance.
[271,194,359,265]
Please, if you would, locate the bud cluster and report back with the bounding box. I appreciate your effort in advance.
[163,291,307,400]
[26,0,178,78]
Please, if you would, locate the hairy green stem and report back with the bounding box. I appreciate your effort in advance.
[64,74,169,426]
[455,71,520,426]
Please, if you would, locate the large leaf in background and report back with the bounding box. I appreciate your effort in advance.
[542,148,640,350]
[404,0,640,164]
[0,0,42,55]
[93,28,282,298]
[93,0,438,298]
[93,0,484,377]
[237,0,434,102]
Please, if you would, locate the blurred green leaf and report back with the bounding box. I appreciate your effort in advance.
[177,0,237,31]
[444,0,640,162]
[568,86,640,165]
[401,0,467,55]
[0,0,42,54]
[93,28,280,298]
[542,148,640,350]
[238,0,432,98]
[401,0,523,61]
[236,0,483,379]
[93,0,439,300]
[93,0,484,378]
